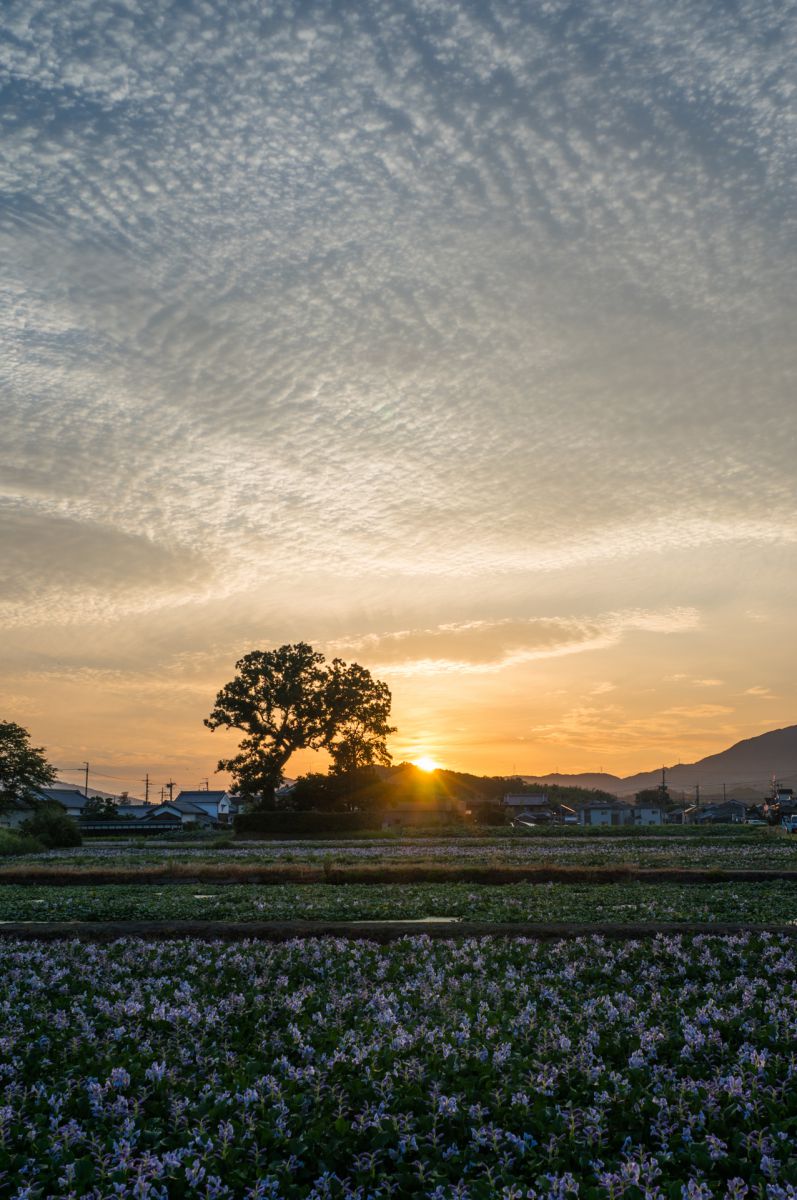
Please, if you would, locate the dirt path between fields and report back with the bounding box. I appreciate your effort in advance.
[0,919,795,942]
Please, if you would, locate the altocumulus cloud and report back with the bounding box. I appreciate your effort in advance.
[0,0,795,629]
[330,607,699,675]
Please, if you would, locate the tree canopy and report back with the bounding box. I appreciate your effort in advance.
[324,659,396,775]
[0,721,56,807]
[205,643,395,808]
[83,795,119,820]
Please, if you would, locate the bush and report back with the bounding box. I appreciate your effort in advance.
[0,828,43,857]
[21,806,82,849]
[235,810,375,837]
[470,802,507,826]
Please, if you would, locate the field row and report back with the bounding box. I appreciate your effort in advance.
[1,933,794,1198]
[3,880,797,924]
[9,831,797,870]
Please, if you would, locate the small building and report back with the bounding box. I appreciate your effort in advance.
[0,795,38,830]
[173,790,238,825]
[30,788,91,819]
[115,803,156,820]
[139,800,214,829]
[577,801,633,827]
[694,800,748,824]
[503,793,548,812]
[503,793,557,825]
[631,803,665,826]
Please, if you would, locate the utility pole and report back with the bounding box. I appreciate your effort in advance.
[722,782,727,803]
[160,786,165,803]
[166,779,176,803]
[83,762,90,797]
[695,783,700,809]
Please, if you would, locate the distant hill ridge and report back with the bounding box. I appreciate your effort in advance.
[521,724,797,799]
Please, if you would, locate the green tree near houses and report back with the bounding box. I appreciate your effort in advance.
[205,643,396,811]
[0,721,56,810]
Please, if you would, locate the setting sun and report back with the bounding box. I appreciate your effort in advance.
[412,755,440,773]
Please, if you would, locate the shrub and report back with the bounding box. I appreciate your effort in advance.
[0,828,43,857]
[470,802,507,826]
[234,810,374,837]
[21,805,82,849]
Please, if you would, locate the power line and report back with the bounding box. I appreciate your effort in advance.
[56,766,135,782]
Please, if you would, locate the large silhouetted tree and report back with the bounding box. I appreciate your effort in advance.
[205,644,394,810]
[0,721,56,807]
[325,659,396,775]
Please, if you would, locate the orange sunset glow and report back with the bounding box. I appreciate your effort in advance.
[1,0,794,800]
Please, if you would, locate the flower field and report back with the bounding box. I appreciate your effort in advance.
[1,934,795,1198]
[8,831,797,871]
[2,880,797,925]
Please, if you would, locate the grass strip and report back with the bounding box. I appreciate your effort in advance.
[2,879,797,923]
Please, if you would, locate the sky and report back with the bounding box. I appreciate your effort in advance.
[2,0,795,796]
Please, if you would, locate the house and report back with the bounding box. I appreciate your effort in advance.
[173,790,238,825]
[694,800,748,824]
[503,793,548,812]
[139,800,214,828]
[0,795,38,830]
[577,801,633,827]
[502,793,556,825]
[764,787,797,823]
[30,788,91,819]
[631,802,665,826]
[115,803,157,820]
[667,805,697,824]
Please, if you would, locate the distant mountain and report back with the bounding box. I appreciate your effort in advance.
[521,771,626,793]
[522,724,797,800]
[50,781,140,802]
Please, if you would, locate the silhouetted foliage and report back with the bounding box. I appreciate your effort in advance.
[325,660,396,774]
[0,829,44,857]
[22,804,82,848]
[516,782,619,806]
[635,787,669,806]
[205,644,395,810]
[0,721,56,808]
[83,795,119,820]
[291,767,384,813]
[235,810,373,836]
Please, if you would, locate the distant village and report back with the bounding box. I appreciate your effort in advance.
[3,772,797,835]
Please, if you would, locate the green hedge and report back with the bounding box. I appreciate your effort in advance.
[234,810,376,836]
[21,806,82,849]
[0,828,43,857]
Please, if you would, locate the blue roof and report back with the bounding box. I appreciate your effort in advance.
[34,788,90,807]
[175,790,228,803]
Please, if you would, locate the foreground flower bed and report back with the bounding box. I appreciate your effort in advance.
[1,935,795,1198]
[2,879,797,924]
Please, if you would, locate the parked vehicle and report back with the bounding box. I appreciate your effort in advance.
[781,815,797,833]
